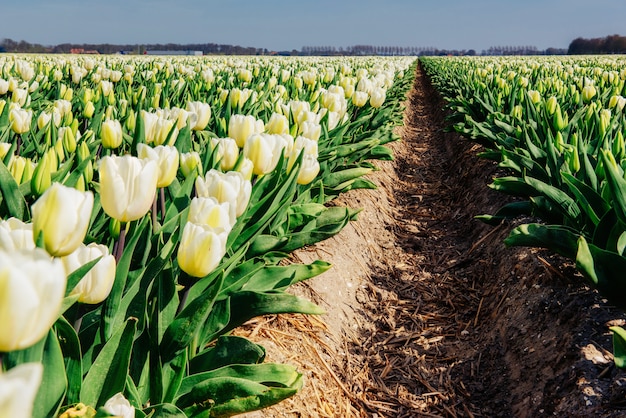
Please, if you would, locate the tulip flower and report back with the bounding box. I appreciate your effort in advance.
[177,222,228,278]
[101,119,123,149]
[369,87,386,108]
[31,182,93,257]
[62,243,116,304]
[0,362,43,418]
[188,196,235,233]
[582,85,596,102]
[297,153,321,185]
[137,143,179,188]
[9,107,32,134]
[352,91,369,107]
[0,217,35,251]
[265,112,290,135]
[103,393,135,418]
[236,158,254,181]
[243,133,292,176]
[0,248,66,352]
[228,114,264,148]
[210,137,239,171]
[180,151,203,178]
[0,142,10,160]
[0,79,8,95]
[98,154,158,223]
[195,169,251,218]
[187,101,211,131]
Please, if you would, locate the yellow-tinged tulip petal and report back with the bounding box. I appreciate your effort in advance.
[0,248,66,351]
[31,182,93,257]
[177,222,227,278]
[98,155,158,223]
[0,362,43,418]
[63,243,116,304]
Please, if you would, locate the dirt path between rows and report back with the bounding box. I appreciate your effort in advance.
[241,64,626,417]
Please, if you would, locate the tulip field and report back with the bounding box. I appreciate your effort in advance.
[421,55,626,368]
[0,53,415,417]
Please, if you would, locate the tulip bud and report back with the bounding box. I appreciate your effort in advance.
[553,104,568,131]
[0,142,10,161]
[98,154,158,223]
[0,363,43,418]
[101,119,123,149]
[527,90,541,105]
[62,243,116,304]
[31,152,53,196]
[512,105,523,120]
[59,126,77,154]
[582,85,596,102]
[599,109,612,137]
[177,222,228,278]
[31,182,94,257]
[545,96,558,115]
[186,101,212,131]
[0,248,66,351]
[83,101,95,119]
[180,151,203,178]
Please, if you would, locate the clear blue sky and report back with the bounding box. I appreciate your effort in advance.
[3,0,625,52]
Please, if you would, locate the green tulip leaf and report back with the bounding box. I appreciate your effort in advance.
[610,326,626,369]
[32,329,67,418]
[189,336,266,375]
[505,223,580,260]
[80,318,137,408]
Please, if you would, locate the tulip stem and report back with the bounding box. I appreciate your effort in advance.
[16,134,22,156]
[152,196,158,234]
[0,352,3,372]
[160,188,166,223]
[115,224,127,263]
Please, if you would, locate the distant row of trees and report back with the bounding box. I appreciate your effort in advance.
[1,36,624,56]
[568,35,626,54]
[0,39,269,55]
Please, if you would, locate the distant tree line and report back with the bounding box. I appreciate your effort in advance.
[0,39,269,55]
[568,34,626,54]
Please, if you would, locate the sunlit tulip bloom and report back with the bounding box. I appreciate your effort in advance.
[327,111,343,130]
[177,222,228,278]
[356,77,373,94]
[31,182,93,257]
[265,113,289,135]
[0,248,66,352]
[545,96,558,115]
[101,119,123,149]
[186,101,212,131]
[297,154,321,185]
[151,117,178,146]
[54,99,72,117]
[8,156,35,185]
[228,114,265,148]
[137,143,179,188]
[98,155,158,223]
[83,101,95,119]
[287,135,318,172]
[369,88,386,108]
[243,133,276,176]
[237,68,253,83]
[0,362,43,418]
[527,90,541,104]
[236,158,254,181]
[103,393,135,418]
[9,107,32,134]
[37,108,61,130]
[210,137,239,171]
[582,85,596,102]
[0,218,35,251]
[180,151,202,178]
[0,142,10,160]
[195,169,251,217]
[300,121,321,141]
[352,91,368,107]
[0,79,8,95]
[11,88,28,107]
[288,101,310,124]
[188,196,235,232]
[62,243,116,304]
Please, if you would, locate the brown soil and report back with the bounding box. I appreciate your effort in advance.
[240,64,626,417]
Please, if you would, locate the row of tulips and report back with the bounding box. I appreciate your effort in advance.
[0,54,416,417]
[421,55,626,368]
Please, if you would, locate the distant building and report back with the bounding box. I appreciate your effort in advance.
[145,50,203,56]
